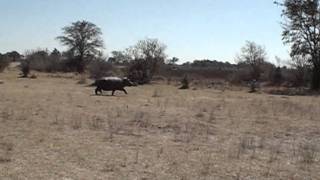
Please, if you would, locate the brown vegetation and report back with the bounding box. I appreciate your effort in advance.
[0,68,319,179]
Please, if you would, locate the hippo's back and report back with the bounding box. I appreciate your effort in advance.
[102,77,122,81]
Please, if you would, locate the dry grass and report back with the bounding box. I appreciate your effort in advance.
[0,69,320,179]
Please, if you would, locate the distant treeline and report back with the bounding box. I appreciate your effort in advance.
[0,48,310,88]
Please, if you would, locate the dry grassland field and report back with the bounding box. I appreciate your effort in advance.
[1,68,320,180]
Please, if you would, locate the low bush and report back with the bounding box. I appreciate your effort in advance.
[20,60,30,77]
[88,59,113,79]
[0,56,9,72]
[25,50,64,72]
[179,75,189,89]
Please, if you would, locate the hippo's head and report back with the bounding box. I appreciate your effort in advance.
[123,78,135,87]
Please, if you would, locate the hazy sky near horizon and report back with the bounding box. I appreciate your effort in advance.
[0,0,289,63]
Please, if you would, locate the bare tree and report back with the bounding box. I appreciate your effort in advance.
[131,38,167,59]
[0,54,9,72]
[127,38,167,83]
[108,51,131,64]
[279,0,320,89]
[56,20,104,73]
[236,41,267,80]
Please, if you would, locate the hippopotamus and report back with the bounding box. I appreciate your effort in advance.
[90,77,134,96]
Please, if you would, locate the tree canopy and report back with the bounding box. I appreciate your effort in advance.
[126,38,167,84]
[236,41,267,80]
[280,0,320,89]
[56,20,104,72]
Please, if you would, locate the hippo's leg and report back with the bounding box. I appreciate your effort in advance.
[122,88,128,94]
[95,87,102,95]
[112,90,115,96]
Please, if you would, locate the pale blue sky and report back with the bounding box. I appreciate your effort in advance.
[0,0,289,63]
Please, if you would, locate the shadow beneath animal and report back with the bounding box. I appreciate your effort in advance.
[90,94,126,98]
[90,92,127,97]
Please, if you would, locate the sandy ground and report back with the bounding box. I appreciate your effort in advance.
[0,69,320,180]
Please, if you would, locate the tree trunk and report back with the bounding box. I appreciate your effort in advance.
[251,65,261,81]
[311,66,320,90]
[77,54,85,73]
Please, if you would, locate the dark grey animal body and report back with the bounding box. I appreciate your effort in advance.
[91,77,134,96]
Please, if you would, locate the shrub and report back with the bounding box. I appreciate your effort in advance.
[127,59,152,84]
[20,60,30,78]
[26,50,64,72]
[88,58,113,79]
[20,49,63,73]
[271,67,283,85]
[179,75,189,89]
[62,57,81,72]
[0,56,9,72]
[249,80,258,93]
[228,68,251,84]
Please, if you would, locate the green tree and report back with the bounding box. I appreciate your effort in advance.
[56,20,104,73]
